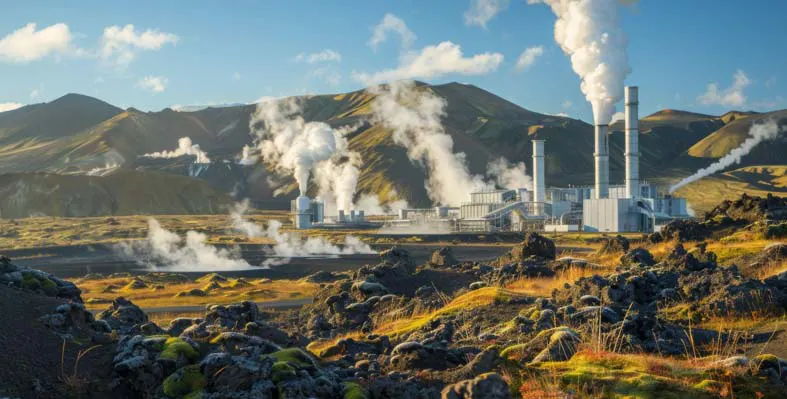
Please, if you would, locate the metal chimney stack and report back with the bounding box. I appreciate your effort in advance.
[532,139,545,204]
[594,124,609,199]
[624,86,639,198]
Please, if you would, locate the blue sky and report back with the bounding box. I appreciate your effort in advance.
[1,0,785,122]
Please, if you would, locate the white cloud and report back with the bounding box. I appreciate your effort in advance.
[309,67,341,86]
[515,45,543,71]
[0,23,73,63]
[137,76,168,94]
[465,0,510,28]
[610,111,625,123]
[0,102,24,113]
[294,49,341,64]
[369,14,416,50]
[355,41,503,84]
[561,99,572,109]
[698,69,750,107]
[100,24,178,67]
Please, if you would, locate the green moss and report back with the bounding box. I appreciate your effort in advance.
[160,337,199,361]
[162,365,206,398]
[343,382,368,399]
[269,348,317,368]
[693,379,722,391]
[21,272,58,296]
[271,361,297,383]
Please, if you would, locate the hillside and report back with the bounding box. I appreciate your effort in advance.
[674,165,787,213]
[0,84,786,211]
[0,170,232,218]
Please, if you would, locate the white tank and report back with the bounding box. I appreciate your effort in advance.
[295,195,312,229]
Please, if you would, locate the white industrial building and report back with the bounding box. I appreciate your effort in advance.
[390,85,690,234]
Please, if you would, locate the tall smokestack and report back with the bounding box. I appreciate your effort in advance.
[625,86,639,198]
[532,140,545,204]
[594,124,609,199]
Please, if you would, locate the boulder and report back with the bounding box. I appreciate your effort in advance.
[620,248,656,267]
[441,373,511,399]
[379,246,416,274]
[430,247,459,267]
[97,297,150,335]
[599,235,630,254]
[531,329,581,363]
[509,232,556,261]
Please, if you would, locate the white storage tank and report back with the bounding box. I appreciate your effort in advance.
[295,195,312,229]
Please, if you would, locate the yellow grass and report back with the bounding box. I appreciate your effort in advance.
[77,276,318,311]
[505,266,615,298]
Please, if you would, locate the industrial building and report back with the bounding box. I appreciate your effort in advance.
[389,85,690,233]
[291,196,381,229]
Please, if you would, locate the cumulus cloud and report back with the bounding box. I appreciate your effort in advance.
[369,13,416,50]
[294,49,341,64]
[515,45,544,71]
[0,102,24,113]
[698,69,750,107]
[100,24,178,67]
[465,0,510,28]
[137,76,168,93]
[0,23,74,63]
[355,41,503,84]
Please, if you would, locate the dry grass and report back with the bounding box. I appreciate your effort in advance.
[505,266,614,298]
[77,276,318,311]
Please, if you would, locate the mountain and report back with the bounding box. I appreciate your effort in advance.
[0,84,786,215]
[0,170,232,218]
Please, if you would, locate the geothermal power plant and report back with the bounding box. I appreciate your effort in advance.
[293,85,690,233]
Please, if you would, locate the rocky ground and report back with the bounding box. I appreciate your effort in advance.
[1,194,787,398]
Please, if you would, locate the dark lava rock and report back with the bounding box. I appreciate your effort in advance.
[509,232,557,261]
[430,247,459,267]
[97,297,151,335]
[599,235,630,254]
[379,246,416,274]
[620,248,656,267]
[441,372,511,399]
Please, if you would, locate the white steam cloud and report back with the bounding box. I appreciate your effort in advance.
[530,0,631,124]
[247,98,363,213]
[230,200,266,237]
[262,220,375,266]
[487,157,533,190]
[143,137,211,164]
[370,80,530,206]
[119,219,257,271]
[670,119,784,193]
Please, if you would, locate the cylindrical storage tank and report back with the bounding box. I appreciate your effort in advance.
[295,195,312,229]
[625,86,640,198]
[594,124,609,199]
[350,210,357,222]
[358,210,365,222]
[338,210,346,223]
[314,201,325,224]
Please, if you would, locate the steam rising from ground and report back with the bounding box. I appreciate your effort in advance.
[229,200,266,237]
[530,0,631,124]
[143,137,211,164]
[119,219,257,271]
[370,80,531,206]
[670,119,784,193]
[261,220,375,266]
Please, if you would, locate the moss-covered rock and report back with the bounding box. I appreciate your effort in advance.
[21,272,58,296]
[160,337,199,361]
[269,348,317,369]
[271,361,297,383]
[343,382,368,399]
[162,364,206,398]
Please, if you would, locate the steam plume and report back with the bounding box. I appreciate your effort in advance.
[530,0,631,124]
[247,98,362,213]
[118,219,256,271]
[487,157,533,190]
[230,200,265,237]
[143,137,211,164]
[370,80,491,206]
[262,220,375,266]
[670,119,784,193]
